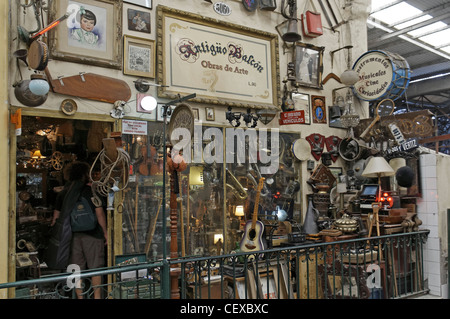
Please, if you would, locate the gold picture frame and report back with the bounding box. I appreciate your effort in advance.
[48,0,122,69]
[156,5,280,111]
[123,35,156,78]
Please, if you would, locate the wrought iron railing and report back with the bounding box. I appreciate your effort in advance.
[0,230,429,299]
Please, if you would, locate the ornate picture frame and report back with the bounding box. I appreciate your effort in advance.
[123,35,156,78]
[156,5,280,111]
[311,95,327,124]
[294,43,324,89]
[48,0,122,69]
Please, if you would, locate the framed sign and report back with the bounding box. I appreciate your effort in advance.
[48,0,122,69]
[311,95,327,124]
[294,43,324,89]
[156,5,280,111]
[123,35,156,78]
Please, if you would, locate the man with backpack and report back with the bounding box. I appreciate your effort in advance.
[49,161,107,299]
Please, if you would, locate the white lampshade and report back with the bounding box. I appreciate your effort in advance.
[29,77,50,96]
[140,95,157,111]
[235,205,245,217]
[362,156,395,178]
[340,69,359,86]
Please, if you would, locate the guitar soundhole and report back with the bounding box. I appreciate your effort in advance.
[249,229,256,240]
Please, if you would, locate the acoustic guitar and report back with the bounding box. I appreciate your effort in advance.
[240,177,266,254]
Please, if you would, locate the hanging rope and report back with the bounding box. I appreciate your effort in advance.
[90,147,130,207]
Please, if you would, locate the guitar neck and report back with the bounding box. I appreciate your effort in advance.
[251,178,265,229]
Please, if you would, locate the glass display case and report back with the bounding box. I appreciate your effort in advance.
[121,121,303,259]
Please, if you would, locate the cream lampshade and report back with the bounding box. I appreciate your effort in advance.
[235,205,245,217]
[362,157,395,179]
[362,156,394,203]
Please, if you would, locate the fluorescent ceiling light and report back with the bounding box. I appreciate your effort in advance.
[407,21,447,37]
[419,29,450,47]
[370,2,423,25]
[370,0,398,12]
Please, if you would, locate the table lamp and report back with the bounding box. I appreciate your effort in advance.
[362,156,394,240]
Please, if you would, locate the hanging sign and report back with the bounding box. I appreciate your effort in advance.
[122,119,148,135]
[352,50,410,102]
[385,138,418,155]
[279,110,306,125]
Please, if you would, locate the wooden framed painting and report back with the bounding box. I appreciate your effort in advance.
[123,35,156,78]
[294,43,325,89]
[311,95,327,124]
[126,8,151,33]
[48,0,122,69]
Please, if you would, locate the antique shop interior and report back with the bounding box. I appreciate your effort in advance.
[5,0,450,299]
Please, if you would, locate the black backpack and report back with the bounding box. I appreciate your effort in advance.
[70,195,97,232]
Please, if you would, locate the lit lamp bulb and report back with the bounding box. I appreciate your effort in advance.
[140,95,157,111]
[29,74,50,96]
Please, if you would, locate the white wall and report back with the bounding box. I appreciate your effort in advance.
[418,149,450,297]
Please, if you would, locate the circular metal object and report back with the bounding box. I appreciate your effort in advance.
[60,99,77,116]
[291,138,310,161]
[168,103,195,145]
[14,79,48,107]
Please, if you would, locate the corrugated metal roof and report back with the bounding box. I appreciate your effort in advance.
[366,0,450,152]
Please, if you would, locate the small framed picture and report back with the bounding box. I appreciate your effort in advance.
[205,107,215,121]
[123,35,155,78]
[127,8,150,34]
[311,95,327,124]
[192,108,199,121]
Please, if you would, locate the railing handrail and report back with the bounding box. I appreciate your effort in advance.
[0,229,431,299]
